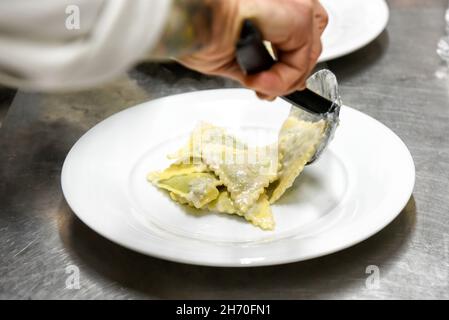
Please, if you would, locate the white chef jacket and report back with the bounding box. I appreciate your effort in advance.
[0,0,172,90]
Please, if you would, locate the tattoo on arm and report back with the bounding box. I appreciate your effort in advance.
[151,0,214,59]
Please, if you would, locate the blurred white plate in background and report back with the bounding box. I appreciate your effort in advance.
[61,89,414,267]
[319,0,389,62]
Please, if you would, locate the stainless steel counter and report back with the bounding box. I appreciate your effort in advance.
[1,0,448,299]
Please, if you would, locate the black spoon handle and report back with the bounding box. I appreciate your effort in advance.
[235,20,335,115]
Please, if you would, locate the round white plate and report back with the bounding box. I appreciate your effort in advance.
[319,0,389,62]
[61,89,415,267]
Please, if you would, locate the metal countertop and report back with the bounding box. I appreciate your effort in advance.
[1,0,448,299]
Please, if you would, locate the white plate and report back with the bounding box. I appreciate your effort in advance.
[61,89,415,267]
[319,0,389,62]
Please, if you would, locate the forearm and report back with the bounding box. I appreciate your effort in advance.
[150,0,217,59]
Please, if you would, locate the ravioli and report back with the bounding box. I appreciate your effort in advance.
[206,191,274,229]
[147,160,208,182]
[149,172,221,209]
[200,144,278,212]
[168,122,248,162]
[207,191,239,215]
[243,194,275,230]
[148,110,326,230]
[169,123,278,212]
[269,112,326,203]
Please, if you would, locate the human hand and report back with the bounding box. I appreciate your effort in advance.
[177,0,328,100]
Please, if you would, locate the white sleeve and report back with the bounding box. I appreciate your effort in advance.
[0,0,172,90]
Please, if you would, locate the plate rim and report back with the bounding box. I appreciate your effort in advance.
[318,0,389,62]
[61,88,415,267]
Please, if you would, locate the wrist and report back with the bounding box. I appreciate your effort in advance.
[151,0,216,59]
